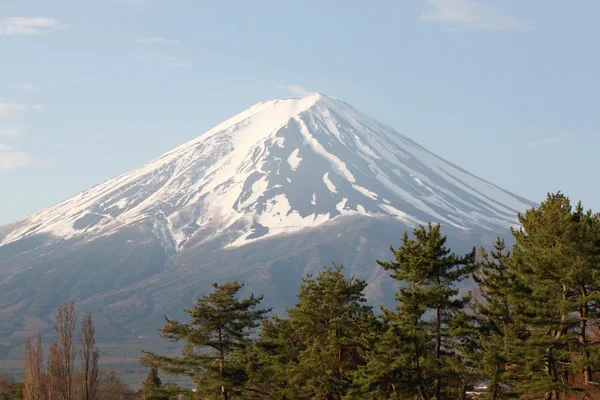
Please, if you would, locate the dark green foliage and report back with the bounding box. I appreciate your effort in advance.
[140,281,270,399]
[350,308,413,399]
[373,223,476,400]
[141,367,168,400]
[247,265,375,399]
[136,192,600,400]
[473,239,527,399]
[507,192,600,398]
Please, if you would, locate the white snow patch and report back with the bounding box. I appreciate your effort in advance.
[379,204,421,227]
[287,148,302,171]
[335,198,365,217]
[323,173,337,193]
[112,198,129,209]
[258,194,330,231]
[336,198,348,213]
[227,193,332,248]
[354,136,380,159]
[352,184,378,200]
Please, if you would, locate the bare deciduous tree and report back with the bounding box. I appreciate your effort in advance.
[0,374,16,398]
[23,332,46,400]
[50,301,77,400]
[96,370,135,400]
[78,313,100,400]
[47,338,60,400]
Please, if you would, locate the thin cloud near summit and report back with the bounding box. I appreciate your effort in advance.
[133,36,181,44]
[0,17,63,36]
[277,84,310,97]
[0,102,26,119]
[0,144,49,172]
[421,0,529,30]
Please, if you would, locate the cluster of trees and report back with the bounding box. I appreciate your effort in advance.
[4,303,134,400]
[1,370,137,400]
[140,193,600,400]
[0,375,24,400]
[16,301,99,400]
[4,192,599,399]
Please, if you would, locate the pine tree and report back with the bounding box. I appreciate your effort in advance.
[375,223,475,400]
[508,192,600,398]
[140,367,167,400]
[472,238,527,399]
[140,281,270,400]
[249,265,375,399]
[351,308,413,399]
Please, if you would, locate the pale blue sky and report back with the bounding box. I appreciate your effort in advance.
[1,0,599,224]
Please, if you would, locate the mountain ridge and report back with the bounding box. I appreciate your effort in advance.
[0,93,534,252]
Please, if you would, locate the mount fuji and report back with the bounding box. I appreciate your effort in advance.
[0,93,534,370]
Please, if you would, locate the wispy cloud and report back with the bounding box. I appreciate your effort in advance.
[276,84,310,97]
[0,102,26,119]
[421,0,529,30]
[0,17,64,36]
[166,62,192,69]
[0,144,49,172]
[114,0,151,5]
[11,82,39,91]
[0,126,19,138]
[134,36,180,44]
[528,137,565,148]
[31,104,44,111]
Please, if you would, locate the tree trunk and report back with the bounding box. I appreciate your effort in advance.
[414,343,427,400]
[217,327,227,400]
[54,302,76,400]
[217,327,225,377]
[221,385,229,400]
[22,333,45,400]
[411,279,428,400]
[580,285,592,384]
[434,305,442,400]
[545,285,570,398]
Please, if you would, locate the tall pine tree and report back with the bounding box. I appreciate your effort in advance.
[509,192,600,398]
[351,306,413,399]
[473,238,528,399]
[376,223,475,400]
[141,281,270,400]
[248,265,375,399]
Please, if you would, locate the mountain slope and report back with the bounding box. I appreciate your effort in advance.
[0,93,534,380]
[0,93,532,252]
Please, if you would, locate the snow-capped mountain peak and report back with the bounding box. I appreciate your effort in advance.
[0,94,534,251]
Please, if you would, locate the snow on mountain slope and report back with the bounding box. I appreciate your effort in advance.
[0,93,534,250]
